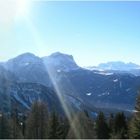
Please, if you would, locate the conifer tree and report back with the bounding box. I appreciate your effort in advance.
[10,108,23,139]
[95,112,110,139]
[0,113,11,139]
[108,113,114,134]
[111,112,128,139]
[26,101,48,139]
[19,115,26,137]
[129,92,140,139]
[67,111,95,139]
[60,117,70,139]
[47,111,65,139]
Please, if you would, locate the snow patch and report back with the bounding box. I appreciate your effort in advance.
[94,71,113,76]
[98,92,110,97]
[113,79,118,82]
[57,69,61,73]
[24,62,30,66]
[105,73,114,76]
[126,109,138,113]
[120,81,122,88]
[86,93,92,96]
[126,88,131,92]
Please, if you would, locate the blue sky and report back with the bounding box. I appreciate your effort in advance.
[0,1,140,66]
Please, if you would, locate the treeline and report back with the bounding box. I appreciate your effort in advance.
[0,94,140,139]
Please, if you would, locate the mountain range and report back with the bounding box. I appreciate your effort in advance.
[85,61,140,76]
[0,52,140,116]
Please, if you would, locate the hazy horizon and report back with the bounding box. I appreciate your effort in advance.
[0,1,140,66]
[0,51,140,67]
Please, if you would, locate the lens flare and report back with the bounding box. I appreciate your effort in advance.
[16,0,31,18]
[0,0,31,27]
[43,66,81,138]
[0,0,16,25]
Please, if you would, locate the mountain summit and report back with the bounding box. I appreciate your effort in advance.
[42,52,79,71]
[6,53,41,67]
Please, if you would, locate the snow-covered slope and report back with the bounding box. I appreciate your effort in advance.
[10,82,64,112]
[53,68,140,111]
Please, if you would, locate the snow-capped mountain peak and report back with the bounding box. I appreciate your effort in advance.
[3,52,42,72]
[42,52,80,71]
[49,52,73,58]
[7,52,41,64]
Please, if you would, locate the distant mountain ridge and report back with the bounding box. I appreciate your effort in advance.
[98,61,140,71]
[1,53,140,72]
[85,61,140,76]
[86,61,140,71]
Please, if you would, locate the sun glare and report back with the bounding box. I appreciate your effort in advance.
[0,0,31,27]
[16,0,31,18]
